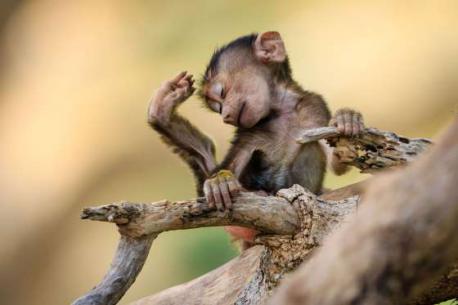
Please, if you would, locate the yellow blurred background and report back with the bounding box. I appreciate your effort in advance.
[0,1,456,304]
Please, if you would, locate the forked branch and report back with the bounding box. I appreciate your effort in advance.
[72,125,458,305]
[271,120,458,305]
[75,186,360,305]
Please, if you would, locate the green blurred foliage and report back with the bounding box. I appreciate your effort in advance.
[438,300,457,305]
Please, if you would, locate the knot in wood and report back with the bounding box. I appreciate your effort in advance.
[277,184,316,236]
[259,185,319,289]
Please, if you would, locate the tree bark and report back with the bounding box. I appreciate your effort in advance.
[73,125,458,305]
[271,120,458,305]
[298,126,432,173]
[80,192,300,237]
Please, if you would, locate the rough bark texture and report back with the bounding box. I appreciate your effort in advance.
[76,186,360,305]
[73,126,458,305]
[132,245,267,305]
[97,186,358,305]
[271,120,458,305]
[81,192,300,237]
[298,126,432,173]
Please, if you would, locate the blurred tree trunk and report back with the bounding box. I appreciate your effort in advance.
[0,0,22,30]
[0,0,24,61]
[0,0,24,85]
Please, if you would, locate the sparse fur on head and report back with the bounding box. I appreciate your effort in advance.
[198,33,293,95]
[197,32,298,129]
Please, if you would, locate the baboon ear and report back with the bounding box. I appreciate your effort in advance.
[253,31,286,63]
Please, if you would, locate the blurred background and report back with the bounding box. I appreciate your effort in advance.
[0,1,456,304]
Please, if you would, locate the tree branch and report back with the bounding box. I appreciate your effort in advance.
[124,185,360,305]
[131,245,268,305]
[80,192,300,237]
[297,127,432,173]
[74,187,359,305]
[73,126,455,305]
[271,120,458,305]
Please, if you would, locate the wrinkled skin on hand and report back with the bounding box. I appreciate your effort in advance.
[329,108,364,137]
[147,71,195,123]
[204,170,264,245]
[203,170,243,211]
[329,108,365,168]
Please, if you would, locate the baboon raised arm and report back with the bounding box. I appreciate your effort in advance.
[148,72,217,195]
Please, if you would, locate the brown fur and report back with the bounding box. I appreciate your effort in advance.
[147,32,364,245]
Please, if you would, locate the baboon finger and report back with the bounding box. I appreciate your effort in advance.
[218,177,232,210]
[210,182,224,212]
[352,113,360,136]
[336,114,345,133]
[170,71,187,84]
[203,181,215,209]
[343,111,353,136]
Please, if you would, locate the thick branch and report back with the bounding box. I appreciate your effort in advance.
[297,127,432,173]
[131,245,268,305]
[75,187,359,305]
[74,126,451,305]
[128,186,360,305]
[73,194,298,305]
[271,120,458,305]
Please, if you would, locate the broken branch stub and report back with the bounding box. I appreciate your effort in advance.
[297,126,432,173]
[272,120,458,305]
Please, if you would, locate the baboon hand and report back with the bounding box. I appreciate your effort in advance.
[329,108,364,137]
[203,170,243,212]
[148,71,195,122]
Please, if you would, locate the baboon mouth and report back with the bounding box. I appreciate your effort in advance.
[237,102,246,126]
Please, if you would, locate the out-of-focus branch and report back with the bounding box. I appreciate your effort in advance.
[411,264,458,305]
[131,245,268,305]
[297,127,432,173]
[271,120,458,305]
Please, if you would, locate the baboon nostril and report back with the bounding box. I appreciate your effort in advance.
[223,113,232,122]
